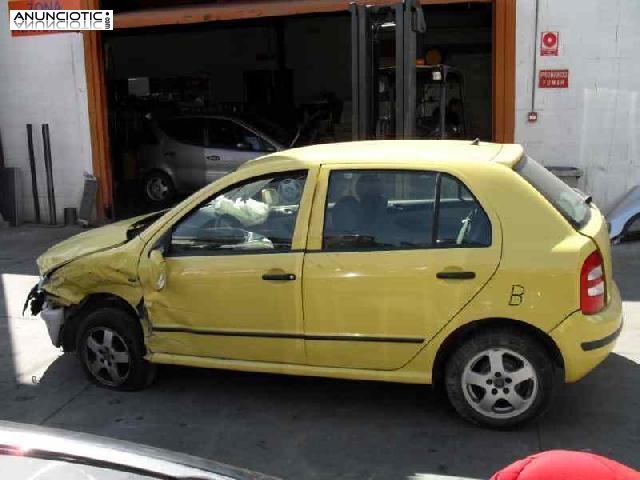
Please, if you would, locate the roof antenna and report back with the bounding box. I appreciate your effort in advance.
[471,138,480,146]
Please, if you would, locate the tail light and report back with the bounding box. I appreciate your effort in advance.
[580,250,606,314]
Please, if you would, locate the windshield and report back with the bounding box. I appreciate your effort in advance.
[515,156,591,228]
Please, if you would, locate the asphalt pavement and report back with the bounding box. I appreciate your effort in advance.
[0,225,638,479]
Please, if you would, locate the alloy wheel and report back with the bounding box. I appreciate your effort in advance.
[461,347,538,420]
[146,176,170,202]
[83,327,131,387]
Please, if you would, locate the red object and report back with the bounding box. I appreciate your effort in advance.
[539,69,569,88]
[527,112,538,123]
[581,250,606,314]
[492,450,640,480]
[8,0,82,37]
[541,31,559,56]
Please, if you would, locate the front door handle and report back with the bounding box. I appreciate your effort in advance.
[262,273,297,281]
[436,271,476,280]
[206,155,221,162]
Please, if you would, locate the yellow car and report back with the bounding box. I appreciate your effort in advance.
[26,140,623,428]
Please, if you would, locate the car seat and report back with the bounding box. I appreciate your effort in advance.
[330,196,361,234]
[355,175,389,243]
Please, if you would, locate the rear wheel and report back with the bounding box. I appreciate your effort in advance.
[143,170,175,205]
[445,329,556,429]
[76,307,155,391]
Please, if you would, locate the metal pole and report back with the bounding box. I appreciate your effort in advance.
[530,0,540,114]
[26,124,41,223]
[401,0,426,139]
[41,124,57,225]
[395,3,405,138]
[440,68,448,139]
[350,3,360,141]
[358,4,371,139]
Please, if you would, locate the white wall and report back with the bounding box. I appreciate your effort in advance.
[515,0,640,212]
[0,0,92,224]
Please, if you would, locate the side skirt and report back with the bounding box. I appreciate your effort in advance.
[147,352,430,385]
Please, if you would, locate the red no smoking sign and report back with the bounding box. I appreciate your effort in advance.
[541,31,559,56]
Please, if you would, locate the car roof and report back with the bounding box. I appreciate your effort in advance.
[242,140,524,170]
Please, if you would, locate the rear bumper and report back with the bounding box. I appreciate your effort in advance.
[550,282,623,383]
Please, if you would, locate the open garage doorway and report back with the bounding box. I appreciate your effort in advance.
[103,12,352,216]
[420,3,494,141]
[88,0,513,220]
[351,2,493,142]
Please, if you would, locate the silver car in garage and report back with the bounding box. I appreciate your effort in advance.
[139,114,288,204]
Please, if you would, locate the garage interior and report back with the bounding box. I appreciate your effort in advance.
[99,1,495,218]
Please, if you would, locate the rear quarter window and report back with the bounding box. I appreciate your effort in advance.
[515,156,591,229]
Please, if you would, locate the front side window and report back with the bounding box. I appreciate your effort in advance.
[170,171,307,255]
[323,170,490,250]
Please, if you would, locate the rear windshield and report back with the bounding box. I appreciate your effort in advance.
[515,156,591,229]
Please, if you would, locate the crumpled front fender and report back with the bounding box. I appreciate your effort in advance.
[35,240,144,312]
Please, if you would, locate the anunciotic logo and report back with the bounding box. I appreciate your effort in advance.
[10,9,113,31]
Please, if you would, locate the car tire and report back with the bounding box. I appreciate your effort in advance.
[445,328,556,429]
[143,170,176,205]
[76,307,156,391]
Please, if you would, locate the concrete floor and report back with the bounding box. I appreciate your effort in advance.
[0,225,638,480]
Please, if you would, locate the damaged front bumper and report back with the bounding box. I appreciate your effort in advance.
[41,302,65,347]
[24,281,66,348]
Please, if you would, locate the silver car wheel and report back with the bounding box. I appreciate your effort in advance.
[145,176,170,202]
[461,347,538,420]
[83,327,131,387]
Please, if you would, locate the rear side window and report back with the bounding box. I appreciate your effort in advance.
[437,175,491,247]
[322,170,490,250]
[160,118,206,146]
[515,156,591,228]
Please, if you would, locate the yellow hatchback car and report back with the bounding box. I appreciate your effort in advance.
[26,140,623,428]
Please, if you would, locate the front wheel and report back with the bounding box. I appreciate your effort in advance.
[76,307,155,391]
[445,329,557,429]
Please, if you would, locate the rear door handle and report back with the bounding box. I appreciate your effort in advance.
[262,273,297,281]
[436,271,476,280]
[206,155,221,162]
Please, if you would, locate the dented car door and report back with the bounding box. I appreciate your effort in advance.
[138,168,315,365]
